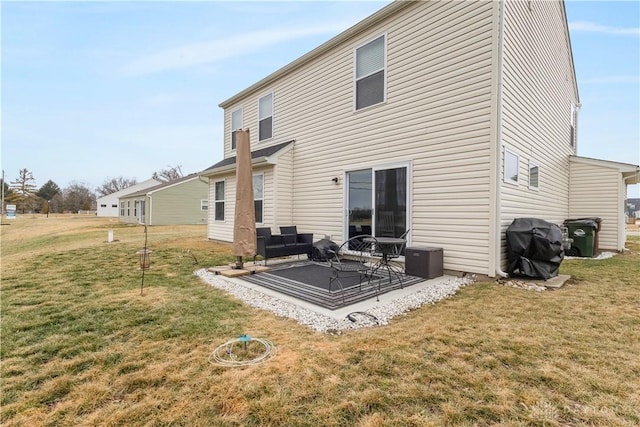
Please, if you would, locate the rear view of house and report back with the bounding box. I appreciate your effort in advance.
[201,0,639,277]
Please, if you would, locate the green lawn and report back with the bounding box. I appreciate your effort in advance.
[2,215,639,426]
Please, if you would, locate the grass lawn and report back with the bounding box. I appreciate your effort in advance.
[1,215,639,426]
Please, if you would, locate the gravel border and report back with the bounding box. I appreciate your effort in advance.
[195,269,475,333]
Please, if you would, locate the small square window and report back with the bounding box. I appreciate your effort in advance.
[201,199,209,211]
[504,148,519,185]
[529,161,540,190]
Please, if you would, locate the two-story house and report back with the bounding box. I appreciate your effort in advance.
[200,0,639,277]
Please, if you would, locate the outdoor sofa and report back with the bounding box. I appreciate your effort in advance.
[255,226,313,265]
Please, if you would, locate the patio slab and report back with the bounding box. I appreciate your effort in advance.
[221,271,457,321]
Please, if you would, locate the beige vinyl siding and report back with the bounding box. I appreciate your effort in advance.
[222,1,495,274]
[569,161,623,251]
[207,176,234,242]
[274,149,294,229]
[499,0,578,265]
[148,179,208,225]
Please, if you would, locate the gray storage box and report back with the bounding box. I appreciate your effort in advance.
[405,247,443,279]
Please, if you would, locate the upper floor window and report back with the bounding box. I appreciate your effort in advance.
[504,147,519,185]
[528,160,540,190]
[231,108,243,150]
[355,34,386,110]
[214,181,225,221]
[258,93,273,141]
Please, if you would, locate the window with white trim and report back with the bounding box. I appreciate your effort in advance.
[528,160,540,190]
[120,202,124,216]
[570,103,576,148]
[214,181,225,221]
[258,93,273,141]
[355,34,386,110]
[127,201,131,216]
[504,148,519,185]
[201,199,209,211]
[253,174,264,223]
[231,108,243,150]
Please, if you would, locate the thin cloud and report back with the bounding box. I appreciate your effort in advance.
[569,21,640,36]
[120,22,353,76]
[581,75,640,84]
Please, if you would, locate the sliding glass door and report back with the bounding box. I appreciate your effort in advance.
[346,165,408,240]
[374,167,407,238]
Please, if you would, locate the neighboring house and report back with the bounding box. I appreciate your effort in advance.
[200,0,640,277]
[119,174,209,225]
[626,198,640,220]
[97,179,161,217]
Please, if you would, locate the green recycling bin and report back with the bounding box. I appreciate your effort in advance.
[563,218,600,257]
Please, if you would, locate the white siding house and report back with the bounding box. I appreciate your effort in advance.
[569,157,640,251]
[96,178,161,217]
[119,174,209,226]
[200,0,639,277]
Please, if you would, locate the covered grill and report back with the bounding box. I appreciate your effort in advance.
[506,218,564,280]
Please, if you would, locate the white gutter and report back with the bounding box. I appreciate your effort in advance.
[494,0,508,278]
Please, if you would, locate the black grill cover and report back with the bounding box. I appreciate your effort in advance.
[506,218,564,279]
[310,239,339,262]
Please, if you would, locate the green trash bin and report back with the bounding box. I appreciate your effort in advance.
[563,218,600,257]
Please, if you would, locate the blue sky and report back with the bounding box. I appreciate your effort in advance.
[1,1,639,197]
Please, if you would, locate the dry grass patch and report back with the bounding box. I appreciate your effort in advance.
[2,215,639,426]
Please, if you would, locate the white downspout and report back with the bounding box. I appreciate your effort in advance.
[147,192,153,226]
[494,0,508,278]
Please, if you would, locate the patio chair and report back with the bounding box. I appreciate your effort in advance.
[327,235,376,295]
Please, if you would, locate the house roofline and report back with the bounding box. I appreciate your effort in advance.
[218,0,409,109]
[570,155,640,184]
[199,140,294,177]
[123,174,202,198]
[561,0,580,104]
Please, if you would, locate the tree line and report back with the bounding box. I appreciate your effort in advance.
[2,166,184,214]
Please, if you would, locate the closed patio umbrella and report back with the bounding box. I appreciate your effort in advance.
[233,129,256,269]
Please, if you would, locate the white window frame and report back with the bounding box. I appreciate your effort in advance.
[528,160,540,191]
[214,180,225,221]
[201,199,209,211]
[258,93,273,142]
[231,107,243,150]
[570,102,576,148]
[253,173,264,224]
[504,147,519,185]
[354,33,387,111]
[120,201,125,216]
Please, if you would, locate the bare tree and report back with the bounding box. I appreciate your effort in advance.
[152,165,183,183]
[8,168,38,213]
[62,181,96,213]
[95,176,138,196]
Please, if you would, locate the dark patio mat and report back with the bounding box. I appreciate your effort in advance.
[240,261,425,310]
[265,261,368,290]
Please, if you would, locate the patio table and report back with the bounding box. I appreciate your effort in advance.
[363,237,406,286]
